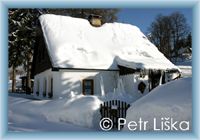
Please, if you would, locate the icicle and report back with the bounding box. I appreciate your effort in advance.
[116,77,126,96]
[119,78,126,95]
[159,71,163,85]
[100,75,105,97]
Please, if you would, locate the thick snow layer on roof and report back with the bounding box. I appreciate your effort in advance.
[39,14,178,70]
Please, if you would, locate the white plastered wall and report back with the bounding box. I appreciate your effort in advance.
[33,69,53,99]
[33,69,119,99]
[120,74,149,100]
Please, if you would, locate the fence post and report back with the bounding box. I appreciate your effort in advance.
[100,100,130,130]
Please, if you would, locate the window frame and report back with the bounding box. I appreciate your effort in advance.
[82,79,94,95]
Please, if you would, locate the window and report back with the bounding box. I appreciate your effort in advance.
[43,79,47,97]
[48,78,53,98]
[36,80,39,96]
[82,79,94,95]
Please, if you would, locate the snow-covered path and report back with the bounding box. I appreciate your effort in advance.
[8,96,92,132]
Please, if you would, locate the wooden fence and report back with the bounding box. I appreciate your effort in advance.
[100,100,130,130]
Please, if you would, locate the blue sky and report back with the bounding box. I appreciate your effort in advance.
[117,8,192,34]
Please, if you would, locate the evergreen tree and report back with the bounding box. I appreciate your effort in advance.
[8,8,119,93]
[9,9,40,93]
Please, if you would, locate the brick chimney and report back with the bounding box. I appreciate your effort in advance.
[88,14,102,27]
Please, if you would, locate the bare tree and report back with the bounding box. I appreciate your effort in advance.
[148,12,190,61]
[170,12,189,61]
[148,15,172,59]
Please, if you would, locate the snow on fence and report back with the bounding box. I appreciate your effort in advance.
[100,100,130,130]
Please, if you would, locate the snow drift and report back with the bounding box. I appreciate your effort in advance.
[9,94,102,130]
[9,78,192,131]
[42,95,102,128]
[123,77,192,131]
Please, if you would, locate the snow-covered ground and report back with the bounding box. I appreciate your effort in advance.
[8,95,101,132]
[123,77,192,131]
[8,77,192,132]
[173,57,192,78]
[8,59,192,132]
[179,66,192,78]
[8,90,134,132]
[8,14,192,132]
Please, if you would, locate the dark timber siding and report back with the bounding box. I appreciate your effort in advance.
[31,27,52,78]
[118,65,141,75]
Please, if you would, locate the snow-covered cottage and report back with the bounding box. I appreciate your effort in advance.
[32,14,180,100]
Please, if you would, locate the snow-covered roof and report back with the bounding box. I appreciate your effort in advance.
[39,14,179,71]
